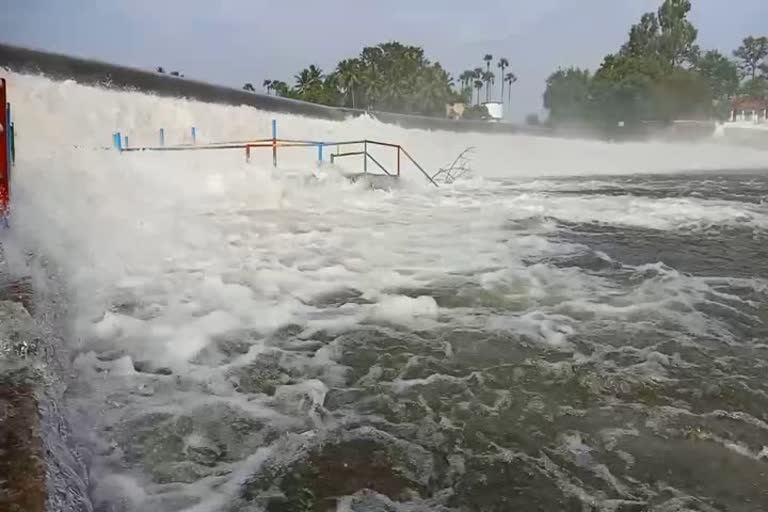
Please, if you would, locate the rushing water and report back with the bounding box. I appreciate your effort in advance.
[5,72,768,512]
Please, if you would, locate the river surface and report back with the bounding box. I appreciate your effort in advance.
[5,72,768,512]
[56,171,768,512]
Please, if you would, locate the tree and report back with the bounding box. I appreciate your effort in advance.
[543,68,592,122]
[473,79,484,105]
[733,36,768,79]
[505,72,517,104]
[695,50,740,100]
[263,79,273,95]
[482,71,495,102]
[739,77,768,97]
[458,70,475,102]
[271,81,290,97]
[156,66,165,74]
[336,59,362,108]
[620,0,698,68]
[242,83,255,92]
[497,58,509,102]
[621,13,659,58]
[656,0,699,66]
[483,54,493,75]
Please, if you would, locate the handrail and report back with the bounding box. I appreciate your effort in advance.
[365,153,394,177]
[399,146,438,187]
[116,136,438,186]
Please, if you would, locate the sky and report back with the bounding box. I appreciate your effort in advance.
[1,0,766,120]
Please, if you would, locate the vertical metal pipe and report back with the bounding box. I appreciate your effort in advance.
[363,141,368,173]
[191,126,197,144]
[397,146,401,177]
[272,119,277,167]
[159,128,165,146]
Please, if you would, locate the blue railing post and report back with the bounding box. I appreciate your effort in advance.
[159,128,165,146]
[113,132,122,151]
[5,102,10,176]
[317,143,323,166]
[271,119,277,167]
[9,122,14,166]
[124,135,129,148]
[191,126,197,144]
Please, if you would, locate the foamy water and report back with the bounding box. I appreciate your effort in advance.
[4,72,768,511]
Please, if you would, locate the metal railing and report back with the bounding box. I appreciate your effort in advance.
[118,133,438,187]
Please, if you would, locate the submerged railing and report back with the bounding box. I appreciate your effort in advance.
[114,120,438,187]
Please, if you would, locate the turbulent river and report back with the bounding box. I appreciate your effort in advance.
[5,73,768,512]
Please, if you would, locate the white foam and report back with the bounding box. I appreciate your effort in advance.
[4,70,767,509]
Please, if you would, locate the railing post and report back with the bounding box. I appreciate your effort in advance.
[6,101,12,178]
[0,79,9,219]
[245,145,251,163]
[159,128,165,146]
[363,140,368,174]
[191,126,197,144]
[124,135,129,148]
[272,119,277,167]
[317,143,323,167]
[397,146,401,177]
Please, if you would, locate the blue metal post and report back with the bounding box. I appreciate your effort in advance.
[115,132,122,151]
[9,122,14,166]
[317,144,323,166]
[271,119,277,167]
[5,103,10,176]
[191,126,197,144]
[159,128,165,146]
[124,135,129,148]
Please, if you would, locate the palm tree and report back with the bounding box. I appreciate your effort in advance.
[271,80,289,97]
[156,66,165,74]
[458,70,474,102]
[473,79,484,105]
[263,79,273,95]
[243,83,255,92]
[497,58,509,102]
[295,65,324,99]
[482,71,495,102]
[483,54,493,75]
[505,72,517,104]
[337,59,362,108]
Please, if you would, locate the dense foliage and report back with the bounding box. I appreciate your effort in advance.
[543,0,767,132]
[246,43,517,119]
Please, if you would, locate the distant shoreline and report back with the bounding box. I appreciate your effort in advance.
[3,43,768,149]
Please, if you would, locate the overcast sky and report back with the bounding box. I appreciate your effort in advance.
[1,0,765,119]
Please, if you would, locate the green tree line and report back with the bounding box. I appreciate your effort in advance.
[243,43,518,119]
[543,0,768,134]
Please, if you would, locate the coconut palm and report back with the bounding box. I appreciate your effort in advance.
[482,71,495,102]
[497,58,509,101]
[483,54,493,75]
[336,59,362,108]
[271,81,289,97]
[295,65,324,96]
[243,83,255,92]
[473,79,484,105]
[263,79,273,95]
[458,70,474,101]
[505,72,518,104]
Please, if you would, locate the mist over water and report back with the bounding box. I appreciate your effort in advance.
[6,72,768,511]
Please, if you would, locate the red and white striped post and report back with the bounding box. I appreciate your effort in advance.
[0,78,9,218]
